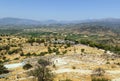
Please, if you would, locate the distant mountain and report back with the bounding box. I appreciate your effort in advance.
[0,17,42,25]
[67,18,120,35]
[0,17,120,35]
[88,18,120,24]
[81,18,120,29]
[0,17,120,28]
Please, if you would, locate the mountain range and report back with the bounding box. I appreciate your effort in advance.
[0,17,120,27]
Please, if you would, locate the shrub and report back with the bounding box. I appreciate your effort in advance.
[26,53,31,57]
[81,49,85,53]
[14,58,19,60]
[92,78,110,81]
[20,52,24,56]
[116,62,120,66]
[48,47,53,53]
[60,79,72,81]
[40,52,48,56]
[106,62,110,64]
[8,48,21,55]
[92,68,105,76]
[72,66,76,69]
[0,45,10,51]
[32,52,37,56]
[62,50,67,54]
[56,51,60,55]
[53,64,56,68]
[65,79,72,81]
[3,59,10,62]
[0,64,9,74]
[66,43,71,47]
[23,64,32,70]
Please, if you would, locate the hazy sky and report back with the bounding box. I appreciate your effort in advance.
[0,0,120,20]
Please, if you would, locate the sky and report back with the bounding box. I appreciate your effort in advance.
[0,0,120,21]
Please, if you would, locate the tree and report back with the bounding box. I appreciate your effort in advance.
[29,66,53,81]
[38,59,50,67]
[28,59,53,81]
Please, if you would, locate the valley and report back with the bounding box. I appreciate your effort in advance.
[0,18,120,81]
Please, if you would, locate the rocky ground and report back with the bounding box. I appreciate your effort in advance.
[0,44,120,81]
